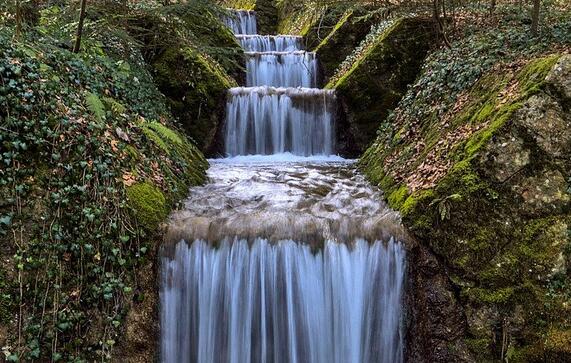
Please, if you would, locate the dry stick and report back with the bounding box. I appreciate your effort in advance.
[73,0,88,53]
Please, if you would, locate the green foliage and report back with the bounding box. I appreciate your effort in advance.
[0,24,207,362]
[85,92,105,122]
[378,18,571,149]
[126,182,167,230]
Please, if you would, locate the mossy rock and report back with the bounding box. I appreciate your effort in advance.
[361,54,571,360]
[254,0,278,35]
[313,8,383,83]
[126,182,168,231]
[152,46,237,154]
[329,17,436,156]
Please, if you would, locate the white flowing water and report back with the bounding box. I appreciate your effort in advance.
[237,35,303,52]
[162,238,405,363]
[225,87,335,156]
[224,10,257,35]
[224,10,330,156]
[160,10,406,363]
[246,51,318,87]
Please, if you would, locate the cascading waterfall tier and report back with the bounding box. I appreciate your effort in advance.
[223,9,332,156]
[225,87,335,156]
[162,161,407,363]
[236,35,303,52]
[161,239,405,363]
[246,51,318,87]
[223,10,257,35]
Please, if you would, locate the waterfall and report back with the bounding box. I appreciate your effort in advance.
[224,10,257,35]
[225,87,335,156]
[160,10,406,363]
[223,10,332,156]
[246,51,318,87]
[161,239,405,363]
[237,35,303,52]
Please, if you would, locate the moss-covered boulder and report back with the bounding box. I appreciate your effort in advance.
[126,5,243,155]
[313,8,383,83]
[327,17,436,156]
[361,54,571,362]
[152,46,237,155]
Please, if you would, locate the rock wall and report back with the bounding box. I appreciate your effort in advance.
[254,0,278,34]
[127,8,243,156]
[313,8,382,84]
[362,54,571,362]
[327,17,436,157]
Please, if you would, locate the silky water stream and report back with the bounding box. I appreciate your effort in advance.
[161,10,407,363]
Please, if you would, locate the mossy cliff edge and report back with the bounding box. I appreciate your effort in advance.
[128,5,243,156]
[361,53,571,362]
[327,17,435,157]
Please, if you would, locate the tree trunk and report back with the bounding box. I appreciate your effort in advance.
[15,0,22,40]
[434,0,451,48]
[531,0,540,35]
[73,0,88,53]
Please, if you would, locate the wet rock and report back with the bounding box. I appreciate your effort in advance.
[405,244,474,363]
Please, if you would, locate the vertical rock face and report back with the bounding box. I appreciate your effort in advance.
[404,244,473,363]
[254,0,278,35]
[313,8,384,84]
[361,54,571,362]
[326,18,436,157]
[128,9,243,156]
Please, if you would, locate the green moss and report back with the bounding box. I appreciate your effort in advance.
[401,189,435,217]
[146,121,184,145]
[330,17,434,153]
[517,54,560,96]
[387,185,409,210]
[465,286,515,304]
[152,46,236,151]
[327,19,402,90]
[126,182,168,230]
[141,126,169,154]
[463,102,522,158]
[313,9,383,83]
[314,10,352,52]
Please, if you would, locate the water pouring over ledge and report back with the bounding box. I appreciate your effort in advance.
[160,9,407,363]
[224,87,335,157]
